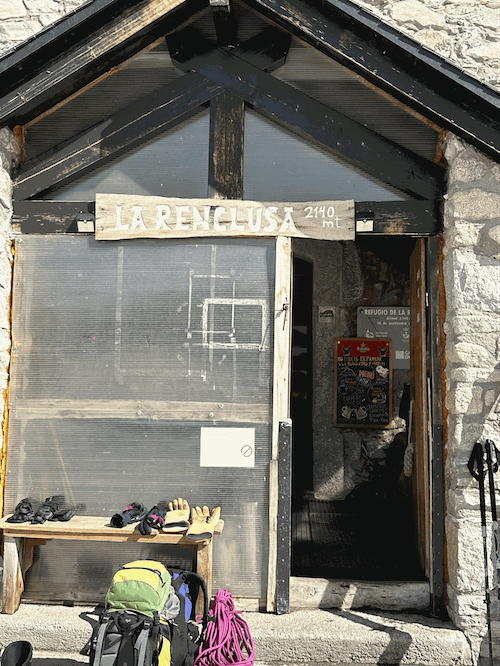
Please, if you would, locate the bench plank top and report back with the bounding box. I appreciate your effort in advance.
[0,515,224,543]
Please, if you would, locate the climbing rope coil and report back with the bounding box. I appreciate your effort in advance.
[403,399,414,478]
[403,441,414,477]
[195,589,255,666]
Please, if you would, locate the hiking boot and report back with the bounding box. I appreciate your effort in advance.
[1,641,33,666]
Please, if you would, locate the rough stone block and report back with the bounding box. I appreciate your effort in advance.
[0,20,42,44]
[451,366,500,382]
[445,221,483,248]
[390,1,446,28]
[451,311,500,336]
[446,516,490,594]
[413,28,452,57]
[0,129,20,170]
[0,0,27,20]
[446,250,500,313]
[450,383,484,414]
[447,342,494,368]
[24,0,60,12]
[449,189,500,221]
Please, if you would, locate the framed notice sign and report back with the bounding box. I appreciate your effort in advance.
[334,338,392,427]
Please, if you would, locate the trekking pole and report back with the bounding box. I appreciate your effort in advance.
[468,441,494,666]
[485,440,500,598]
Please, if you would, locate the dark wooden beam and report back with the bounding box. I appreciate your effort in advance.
[15,29,291,201]
[240,0,500,161]
[355,200,442,236]
[0,0,134,98]
[14,74,221,201]
[208,91,245,199]
[12,199,440,236]
[167,25,291,73]
[210,0,238,48]
[0,0,207,128]
[172,45,444,199]
[12,201,95,234]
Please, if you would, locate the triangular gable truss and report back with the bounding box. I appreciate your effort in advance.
[15,27,442,202]
[0,0,498,161]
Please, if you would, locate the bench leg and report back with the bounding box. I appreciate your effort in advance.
[195,539,213,617]
[2,536,25,614]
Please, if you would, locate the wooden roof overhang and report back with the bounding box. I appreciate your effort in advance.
[0,0,498,236]
[1,0,498,158]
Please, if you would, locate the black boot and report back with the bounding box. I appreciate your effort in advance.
[1,641,33,666]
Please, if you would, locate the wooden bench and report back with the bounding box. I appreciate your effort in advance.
[0,514,224,614]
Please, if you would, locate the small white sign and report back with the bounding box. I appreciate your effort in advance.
[356,219,374,232]
[200,427,255,468]
[77,220,95,232]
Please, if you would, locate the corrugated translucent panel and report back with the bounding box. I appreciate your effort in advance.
[39,109,210,201]
[274,37,440,162]
[25,46,184,161]
[7,236,275,602]
[243,109,409,201]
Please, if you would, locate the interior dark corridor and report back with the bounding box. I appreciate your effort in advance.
[290,254,424,582]
[291,494,424,581]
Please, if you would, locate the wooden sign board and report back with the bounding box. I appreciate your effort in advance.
[334,337,392,427]
[95,193,355,241]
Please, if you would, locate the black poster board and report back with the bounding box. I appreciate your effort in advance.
[334,337,392,427]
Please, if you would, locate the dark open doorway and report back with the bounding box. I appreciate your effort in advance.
[290,240,425,582]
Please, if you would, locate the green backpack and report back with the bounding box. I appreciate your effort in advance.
[106,560,171,617]
[89,560,172,666]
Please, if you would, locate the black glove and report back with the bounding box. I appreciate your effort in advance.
[137,501,169,535]
[7,497,37,523]
[50,502,86,522]
[110,502,148,528]
[31,496,65,524]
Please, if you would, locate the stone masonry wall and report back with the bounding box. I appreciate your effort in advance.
[442,135,500,665]
[0,0,91,56]
[0,1,498,663]
[355,0,500,91]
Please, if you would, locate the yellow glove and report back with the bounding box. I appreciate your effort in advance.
[162,498,190,533]
[186,505,221,541]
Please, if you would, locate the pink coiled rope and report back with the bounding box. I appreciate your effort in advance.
[194,589,255,666]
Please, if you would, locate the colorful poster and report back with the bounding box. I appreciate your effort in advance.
[334,337,392,427]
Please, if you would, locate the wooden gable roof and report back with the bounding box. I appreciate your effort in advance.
[0,0,498,163]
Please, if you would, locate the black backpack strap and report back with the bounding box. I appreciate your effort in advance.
[186,572,209,631]
[90,612,112,666]
[115,611,145,666]
[135,617,155,666]
[169,569,209,625]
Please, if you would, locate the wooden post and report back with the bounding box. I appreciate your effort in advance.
[195,538,213,616]
[2,536,25,614]
[208,90,244,200]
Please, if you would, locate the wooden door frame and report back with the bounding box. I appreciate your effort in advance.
[410,236,446,618]
[426,235,446,618]
[267,236,292,612]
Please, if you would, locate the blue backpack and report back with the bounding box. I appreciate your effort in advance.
[167,568,209,666]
